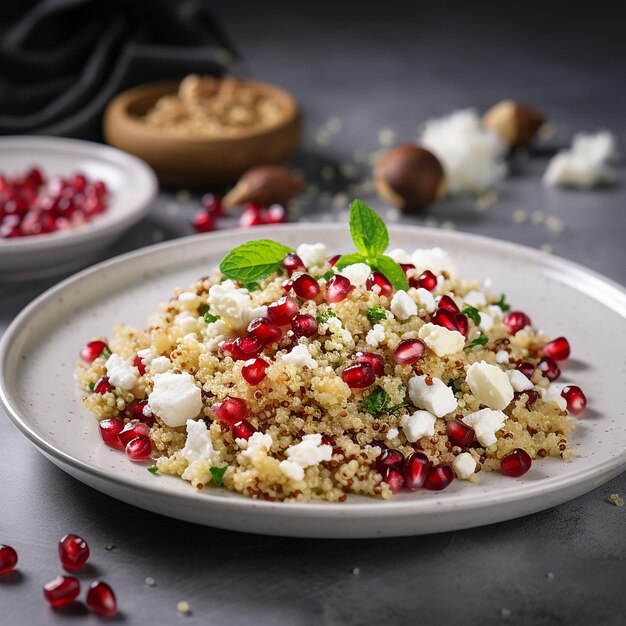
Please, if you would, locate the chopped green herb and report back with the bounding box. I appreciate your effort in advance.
[362,385,406,416]
[366,304,387,325]
[210,466,228,487]
[88,381,95,391]
[462,304,481,326]
[147,465,159,474]
[219,239,293,283]
[243,281,261,292]
[203,311,220,324]
[467,331,489,347]
[102,347,112,360]
[322,269,335,281]
[316,309,337,324]
[496,293,511,312]
[198,303,210,316]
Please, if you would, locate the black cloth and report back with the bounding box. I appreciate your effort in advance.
[0,0,239,140]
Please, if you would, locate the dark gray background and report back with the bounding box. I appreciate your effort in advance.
[1,2,625,624]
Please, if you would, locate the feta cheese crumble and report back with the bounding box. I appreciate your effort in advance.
[463,408,507,447]
[410,247,458,278]
[280,434,332,480]
[463,290,487,308]
[180,419,222,481]
[390,290,417,320]
[466,361,514,410]
[506,369,534,392]
[408,374,457,417]
[339,263,371,288]
[238,432,273,462]
[147,371,202,427]
[387,248,412,264]
[411,287,436,313]
[149,356,172,374]
[386,427,399,440]
[282,344,318,369]
[207,280,254,330]
[400,410,436,442]
[543,131,617,188]
[542,383,567,411]
[453,452,477,479]
[495,350,510,364]
[105,354,138,391]
[418,322,465,357]
[296,242,328,268]
[366,323,386,347]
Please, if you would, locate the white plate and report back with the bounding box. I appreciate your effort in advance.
[1,224,625,538]
[0,136,157,281]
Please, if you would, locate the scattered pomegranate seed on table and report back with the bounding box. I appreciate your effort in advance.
[43,575,81,607]
[59,534,90,571]
[500,449,532,477]
[86,581,118,617]
[0,544,18,574]
[191,210,215,233]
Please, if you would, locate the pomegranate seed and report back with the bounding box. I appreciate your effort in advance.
[503,311,531,334]
[438,295,460,314]
[445,419,476,447]
[423,465,454,491]
[0,545,18,574]
[93,376,112,394]
[516,362,535,379]
[247,317,282,345]
[418,270,438,291]
[126,399,153,425]
[542,337,571,361]
[239,203,264,227]
[43,575,80,607]
[375,448,404,474]
[366,271,393,298]
[242,357,269,385]
[538,356,561,381]
[192,210,215,233]
[231,419,257,440]
[290,314,317,338]
[86,581,117,617]
[321,434,336,446]
[292,274,321,300]
[380,467,405,493]
[325,274,352,303]
[500,448,532,477]
[80,340,109,364]
[431,308,459,332]
[92,180,107,197]
[202,194,223,216]
[267,296,299,325]
[283,252,306,275]
[282,279,294,293]
[402,452,430,491]
[342,362,376,388]
[328,254,341,267]
[126,436,152,461]
[130,355,145,377]
[58,534,89,571]
[454,313,469,338]
[71,173,87,191]
[98,418,124,448]
[234,335,263,358]
[119,421,150,447]
[264,204,287,224]
[393,339,425,364]
[27,167,44,187]
[561,385,587,416]
[212,397,248,425]
[514,389,539,408]
[355,352,385,376]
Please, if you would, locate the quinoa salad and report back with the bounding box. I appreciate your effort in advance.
[75,200,587,501]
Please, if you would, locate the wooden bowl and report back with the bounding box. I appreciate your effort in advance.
[103,79,300,187]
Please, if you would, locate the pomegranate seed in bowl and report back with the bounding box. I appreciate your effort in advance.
[445,419,475,448]
[503,311,531,334]
[500,449,532,477]
[541,337,571,361]
[538,357,561,381]
[418,270,437,291]
[366,271,393,298]
[212,397,248,424]
[242,357,269,385]
[80,340,109,364]
[291,314,318,338]
[99,418,124,448]
[292,274,321,300]
[248,317,282,345]
[342,362,376,388]
[268,296,299,325]
[402,452,430,491]
[126,436,152,461]
[325,275,352,302]
[561,385,587,416]
[355,352,385,376]
[283,252,306,275]
[423,465,454,491]
[393,339,425,364]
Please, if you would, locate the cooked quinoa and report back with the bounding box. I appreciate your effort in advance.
[75,231,579,502]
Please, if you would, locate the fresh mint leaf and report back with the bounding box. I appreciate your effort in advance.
[462,304,481,326]
[496,293,511,312]
[210,465,228,487]
[243,281,261,292]
[375,256,409,291]
[363,385,392,415]
[203,311,220,324]
[366,304,387,325]
[334,252,367,271]
[102,347,112,360]
[349,199,389,258]
[147,465,159,474]
[88,381,95,391]
[322,270,335,281]
[316,309,338,324]
[219,240,293,283]
[467,331,489,347]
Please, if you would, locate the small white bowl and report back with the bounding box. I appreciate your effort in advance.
[0,136,157,281]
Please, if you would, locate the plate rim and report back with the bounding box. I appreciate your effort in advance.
[1,223,625,520]
[0,135,158,253]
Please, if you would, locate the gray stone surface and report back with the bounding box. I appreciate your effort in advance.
[1,2,625,624]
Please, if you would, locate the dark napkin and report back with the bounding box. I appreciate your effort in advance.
[0,0,240,140]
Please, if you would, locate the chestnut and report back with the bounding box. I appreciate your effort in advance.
[374,144,446,211]
[483,100,545,149]
[222,165,303,208]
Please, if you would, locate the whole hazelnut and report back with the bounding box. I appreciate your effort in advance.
[222,165,302,208]
[374,145,446,211]
[483,100,545,149]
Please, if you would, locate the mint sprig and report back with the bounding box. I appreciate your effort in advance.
[219,240,293,283]
[366,304,386,325]
[363,385,405,416]
[496,293,511,312]
[210,466,228,486]
[336,200,409,291]
[467,331,489,348]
